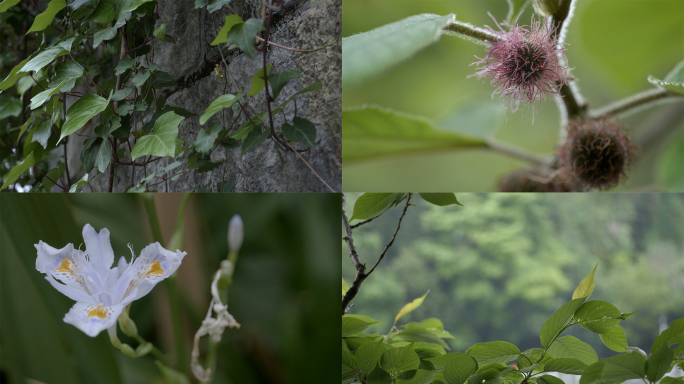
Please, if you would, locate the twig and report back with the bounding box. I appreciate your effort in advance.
[559,82,585,119]
[341,194,412,313]
[283,141,335,192]
[443,21,502,44]
[255,36,339,53]
[589,88,682,119]
[486,139,550,166]
[551,0,576,43]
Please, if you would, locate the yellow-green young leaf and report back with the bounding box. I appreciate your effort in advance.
[342,278,349,296]
[248,64,271,96]
[572,264,598,300]
[0,0,21,12]
[131,111,185,160]
[59,93,110,143]
[199,91,241,125]
[210,14,243,45]
[343,106,487,163]
[395,291,429,323]
[224,18,262,59]
[1,153,35,190]
[153,23,166,42]
[26,0,66,33]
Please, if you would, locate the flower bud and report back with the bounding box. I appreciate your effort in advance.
[120,343,136,358]
[135,342,153,357]
[227,215,243,254]
[118,311,138,338]
[558,118,638,190]
[533,0,561,16]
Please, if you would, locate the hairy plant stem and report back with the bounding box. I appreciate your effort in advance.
[559,83,585,119]
[589,88,681,119]
[342,193,412,313]
[551,0,575,42]
[486,139,549,166]
[443,21,502,44]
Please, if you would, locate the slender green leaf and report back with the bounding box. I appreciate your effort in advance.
[1,153,35,190]
[0,57,30,90]
[443,353,477,384]
[200,92,241,125]
[395,291,430,323]
[21,46,68,73]
[394,323,449,350]
[0,0,21,12]
[26,0,66,33]
[247,64,271,96]
[540,298,586,347]
[281,117,316,147]
[111,87,132,101]
[30,80,66,110]
[419,193,461,206]
[60,93,110,142]
[131,111,185,160]
[271,83,322,115]
[342,14,455,88]
[343,106,486,162]
[572,264,598,300]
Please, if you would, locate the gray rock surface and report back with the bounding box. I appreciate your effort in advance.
[84,0,341,192]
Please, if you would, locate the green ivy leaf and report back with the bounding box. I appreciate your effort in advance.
[210,14,244,45]
[271,83,322,115]
[419,193,461,206]
[540,298,586,347]
[247,64,271,96]
[268,69,299,99]
[200,91,241,125]
[80,135,111,173]
[443,353,477,384]
[466,341,520,366]
[342,106,486,163]
[131,111,185,160]
[31,120,53,149]
[26,0,66,33]
[240,124,269,157]
[342,14,454,88]
[114,58,136,75]
[547,336,598,366]
[132,70,150,87]
[59,93,111,143]
[281,117,316,148]
[21,44,70,73]
[50,61,84,92]
[111,87,132,101]
[351,193,403,221]
[93,11,130,48]
[1,153,35,190]
[574,301,622,334]
[225,18,262,59]
[30,80,65,110]
[0,0,22,12]
[216,179,235,192]
[193,126,220,154]
[0,94,23,120]
[153,23,166,42]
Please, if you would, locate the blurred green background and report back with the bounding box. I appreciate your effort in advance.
[342,193,684,356]
[342,0,684,192]
[0,193,340,384]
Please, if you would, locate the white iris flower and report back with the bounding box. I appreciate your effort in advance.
[35,224,186,337]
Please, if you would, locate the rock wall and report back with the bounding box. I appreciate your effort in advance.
[89,0,341,192]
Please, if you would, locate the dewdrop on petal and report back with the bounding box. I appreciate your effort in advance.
[228,215,243,254]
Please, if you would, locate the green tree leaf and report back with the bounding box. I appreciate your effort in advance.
[0,0,22,12]
[648,59,684,95]
[247,63,271,96]
[651,318,684,353]
[51,60,84,92]
[395,291,430,324]
[540,298,586,347]
[0,94,23,120]
[69,172,89,192]
[646,343,674,382]
[572,264,598,300]
[350,193,402,221]
[271,83,322,115]
[367,366,392,384]
[342,106,486,162]
[193,126,220,154]
[543,358,588,375]
[225,18,262,59]
[443,353,477,384]
[419,193,461,206]
[59,93,110,142]
[547,336,598,365]
[80,135,111,173]
[132,70,150,87]
[342,314,381,336]
[599,326,628,352]
[394,323,450,350]
[574,301,622,334]
[600,351,647,381]
[1,153,35,190]
[0,57,30,90]
[114,58,136,75]
[240,124,269,156]
[281,117,316,147]
[21,45,69,73]
[210,14,244,45]
[216,179,235,192]
[119,0,154,14]
[111,87,132,101]
[131,111,185,160]
[466,341,520,365]
[30,80,66,110]
[427,353,470,371]
[356,341,387,374]
[200,92,241,125]
[153,23,166,42]
[397,369,436,384]
[342,14,455,88]
[26,0,66,33]
[268,69,299,99]
[86,0,115,23]
[342,340,357,370]
[536,375,565,384]
[31,119,53,148]
[380,343,420,375]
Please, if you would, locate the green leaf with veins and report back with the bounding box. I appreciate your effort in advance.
[574,301,622,334]
[0,57,30,91]
[31,120,53,149]
[131,111,185,160]
[351,193,403,221]
[443,354,477,384]
[1,153,35,190]
[151,71,176,88]
[50,61,84,92]
[27,0,66,33]
[80,135,111,173]
[540,298,586,347]
[342,14,455,88]
[21,46,69,73]
[225,18,262,59]
[115,58,136,75]
[419,193,461,206]
[69,172,89,192]
[240,124,269,156]
[547,336,598,365]
[132,70,150,87]
[30,80,66,110]
[200,91,241,125]
[0,94,23,120]
[93,11,130,48]
[281,117,316,147]
[466,341,520,365]
[268,69,299,99]
[60,93,111,143]
[111,87,132,101]
[342,106,486,163]
[248,64,271,96]
[86,0,116,23]
[211,15,244,45]
[599,326,628,352]
[194,126,220,154]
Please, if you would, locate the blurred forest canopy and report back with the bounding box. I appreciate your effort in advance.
[342,193,684,357]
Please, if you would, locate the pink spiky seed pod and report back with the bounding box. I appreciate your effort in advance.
[499,168,577,192]
[469,15,569,120]
[558,118,638,190]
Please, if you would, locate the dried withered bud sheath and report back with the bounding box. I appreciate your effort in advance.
[558,118,638,190]
[499,168,577,192]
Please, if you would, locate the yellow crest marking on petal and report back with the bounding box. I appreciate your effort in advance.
[145,261,165,278]
[87,304,108,320]
[55,257,73,274]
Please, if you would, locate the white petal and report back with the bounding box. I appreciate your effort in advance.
[113,242,186,305]
[82,224,115,276]
[117,256,129,278]
[35,241,75,274]
[45,274,98,305]
[63,302,126,337]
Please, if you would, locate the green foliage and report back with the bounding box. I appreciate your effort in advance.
[26,0,66,33]
[281,117,317,148]
[131,112,185,160]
